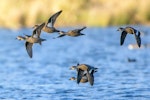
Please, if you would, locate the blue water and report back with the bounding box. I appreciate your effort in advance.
[0,26,150,100]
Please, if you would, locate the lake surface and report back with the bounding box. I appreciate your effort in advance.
[0,26,150,100]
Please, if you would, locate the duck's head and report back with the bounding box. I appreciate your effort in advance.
[16,36,25,41]
[69,77,76,80]
[117,27,124,31]
[69,66,77,70]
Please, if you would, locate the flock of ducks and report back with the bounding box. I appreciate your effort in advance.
[16,10,142,86]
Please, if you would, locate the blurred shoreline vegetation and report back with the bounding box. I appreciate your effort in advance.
[1,0,150,29]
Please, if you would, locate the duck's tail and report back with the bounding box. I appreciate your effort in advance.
[41,39,46,41]
[39,39,46,45]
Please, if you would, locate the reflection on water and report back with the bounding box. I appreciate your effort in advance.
[0,27,150,100]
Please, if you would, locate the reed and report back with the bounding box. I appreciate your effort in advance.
[0,0,150,28]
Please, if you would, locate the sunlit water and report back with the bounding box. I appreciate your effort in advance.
[0,26,150,100]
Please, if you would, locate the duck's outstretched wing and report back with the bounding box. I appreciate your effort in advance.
[37,23,45,37]
[47,10,62,27]
[77,69,84,84]
[87,70,94,86]
[120,31,127,45]
[54,34,66,39]
[53,31,67,39]
[71,27,86,33]
[32,23,45,38]
[25,42,33,58]
[134,31,141,47]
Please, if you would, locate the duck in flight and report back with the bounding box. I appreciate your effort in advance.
[33,10,62,33]
[117,27,141,48]
[70,63,98,86]
[53,27,86,38]
[16,23,46,58]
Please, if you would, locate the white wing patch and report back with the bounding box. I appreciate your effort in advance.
[47,22,52,28]
[33,31,38,38]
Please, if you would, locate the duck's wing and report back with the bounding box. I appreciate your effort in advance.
[78,26,86,32]
[77,69,84,84]
[32,23,45,38]
[46,10,62,28]
[91,70,94,85]
[134,31,141,47]
[25,42,33,58]
[23,33,31,37]
[87,70,94,86]
[54,34,66,39]
[120,31,127,45]
[53,31,66,39]
[71,27,86,33]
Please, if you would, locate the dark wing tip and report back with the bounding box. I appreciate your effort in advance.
[29,54,32,58]
[89,77,94,86]
[87,70,94,86]
[120,40,123,45]
[137,42,141,48]
[134,31,141,48]
[137,32,141,48]
[77,69,82,84]
[77,77,80,84]
[135,35,141,48]
[83,26,87,29]
[25,42,33,58]
[78,26,87,32]
[59,10,63,13]
[80,33,85,35]
[56,29,60,32]
[55,34,66,38]
[82,26,87,30]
